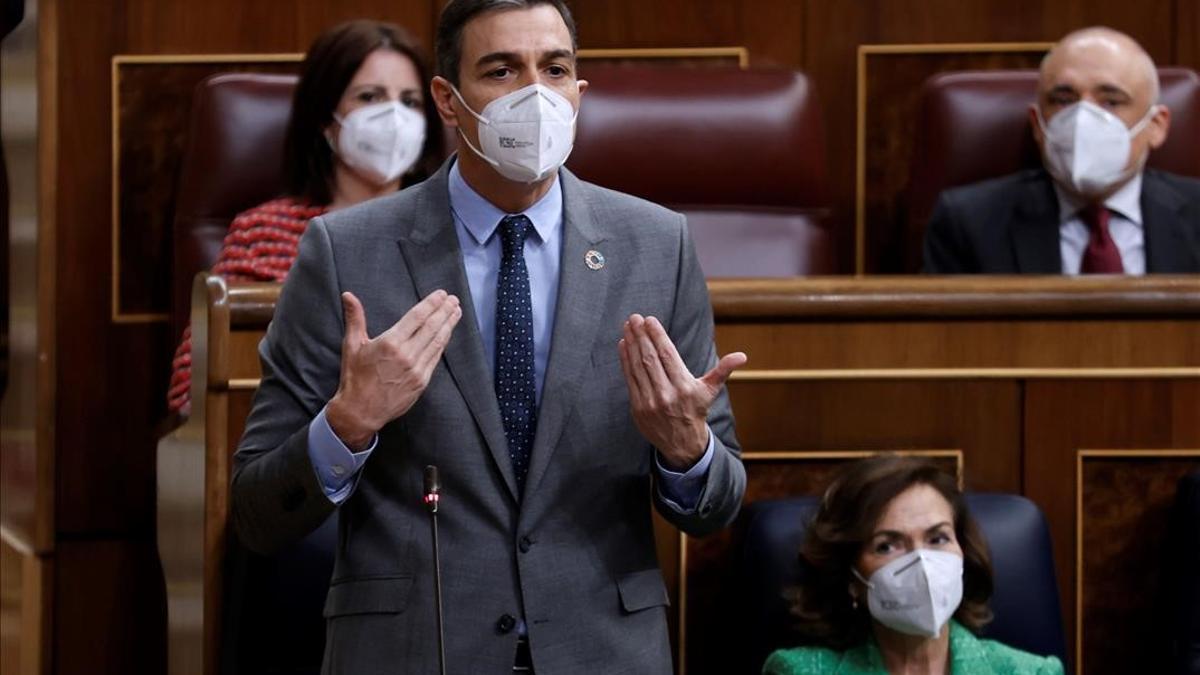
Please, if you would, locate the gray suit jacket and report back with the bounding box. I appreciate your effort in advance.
[230,161,746,674]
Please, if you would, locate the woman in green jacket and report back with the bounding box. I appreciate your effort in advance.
[763,456,1063,675]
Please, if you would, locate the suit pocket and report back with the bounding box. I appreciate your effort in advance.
[323,575,414,617]
[616,569,669,613]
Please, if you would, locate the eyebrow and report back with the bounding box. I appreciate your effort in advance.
[475,48,576,70]
[345,83,423,95]
[870,521,952,539]
[1045,82,1133,99]
[1095,83,1133,99]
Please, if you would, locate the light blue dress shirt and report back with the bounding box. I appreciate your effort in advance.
[305,160,713,510]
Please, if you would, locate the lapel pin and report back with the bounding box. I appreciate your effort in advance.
[585,249,605,270]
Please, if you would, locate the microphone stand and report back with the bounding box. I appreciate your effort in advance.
[423,466,447,675]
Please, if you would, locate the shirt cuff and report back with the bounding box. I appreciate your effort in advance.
[307,406,376,504]
[654,427,716,513]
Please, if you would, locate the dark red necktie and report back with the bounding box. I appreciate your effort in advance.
[1079,204,1124,274]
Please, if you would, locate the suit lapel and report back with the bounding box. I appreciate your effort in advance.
[1141,171,1192,273]
[522,170,610,500]
[395,164,519,502]
[1010,173,1062,273]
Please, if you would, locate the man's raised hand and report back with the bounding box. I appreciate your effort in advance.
[326,290,462,449]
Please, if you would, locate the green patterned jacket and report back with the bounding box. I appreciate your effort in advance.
[762,621,1063,675]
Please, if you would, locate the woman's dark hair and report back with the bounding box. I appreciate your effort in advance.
[283,20,444,205]
[785,455,994,650]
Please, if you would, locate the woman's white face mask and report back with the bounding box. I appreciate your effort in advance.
[451,82,579,184]
[853,549,964,638]
[1036,100,1160,197]
[330,100,427,185]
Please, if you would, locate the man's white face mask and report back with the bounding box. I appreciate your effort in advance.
[330,100,427,185]
[853,549,964,638]
[451,82,579,184]
[1036,100,1159,198]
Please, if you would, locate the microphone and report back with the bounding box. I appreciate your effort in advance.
[423,465,447,675]
[423,465,440,513]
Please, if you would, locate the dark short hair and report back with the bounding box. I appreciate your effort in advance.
[283,20,444,205]
[784,455,994,650]
[435,0,578,86]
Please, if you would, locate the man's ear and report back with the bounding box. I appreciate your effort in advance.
[430,76,460,129]
[1028,103,1045,147]
[1146,104,1171,149]
[576,78,588,97]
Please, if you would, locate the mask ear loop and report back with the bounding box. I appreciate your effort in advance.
[449,84,503,170]
[851,567,873,588]
[1127,103,1161,137]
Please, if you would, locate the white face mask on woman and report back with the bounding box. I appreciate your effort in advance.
[330,100,427,185]
[451,82,578,184]
[1036,100,1159,197]
[853,549,964,638]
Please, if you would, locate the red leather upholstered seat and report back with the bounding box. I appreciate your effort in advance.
[903,67,1200,271]
[171,73,298,343]
[569,64,835,277]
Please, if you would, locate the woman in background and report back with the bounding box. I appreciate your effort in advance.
[167,19,443,415]
[763,455,1063,675]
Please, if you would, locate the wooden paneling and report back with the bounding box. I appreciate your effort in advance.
[116,0,436,55]
[1078,454,1199,675]
[1024,380,1200,671]
[53,540,166,675]
[0,538,50,675]
[570,0,805,67]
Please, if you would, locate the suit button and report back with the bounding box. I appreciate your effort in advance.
[519,536,533,553]
[496,614,517,634]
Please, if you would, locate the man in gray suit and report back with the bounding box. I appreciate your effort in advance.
[230,1,747,672]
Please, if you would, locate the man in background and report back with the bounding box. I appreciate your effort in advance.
[923,27,1200,274]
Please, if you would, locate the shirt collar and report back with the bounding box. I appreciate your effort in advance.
[448,157,563,247]
[1052,170,1144,226]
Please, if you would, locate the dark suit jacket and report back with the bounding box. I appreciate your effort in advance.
[230,161,746,674]
[922,169,1200,273]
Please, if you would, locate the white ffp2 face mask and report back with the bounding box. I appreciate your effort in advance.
[1037,100,1158,197]
[331,100,427,185]
[452,82,579,183]
[854,549,964,638]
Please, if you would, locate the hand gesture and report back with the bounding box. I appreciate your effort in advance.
[326,290,462,449]
[618,314,746,470]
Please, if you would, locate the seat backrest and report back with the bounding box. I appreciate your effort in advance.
[171,73,298,343]
[569,64,836,276]
[903,67,1200,270]
[735,493,1067,672]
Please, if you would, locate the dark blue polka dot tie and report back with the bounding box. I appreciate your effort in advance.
[495,215,537,494]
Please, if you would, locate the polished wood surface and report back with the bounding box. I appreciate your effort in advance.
[160,276,1199,675]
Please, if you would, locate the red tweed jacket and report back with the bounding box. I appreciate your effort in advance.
[167,197,327,415]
